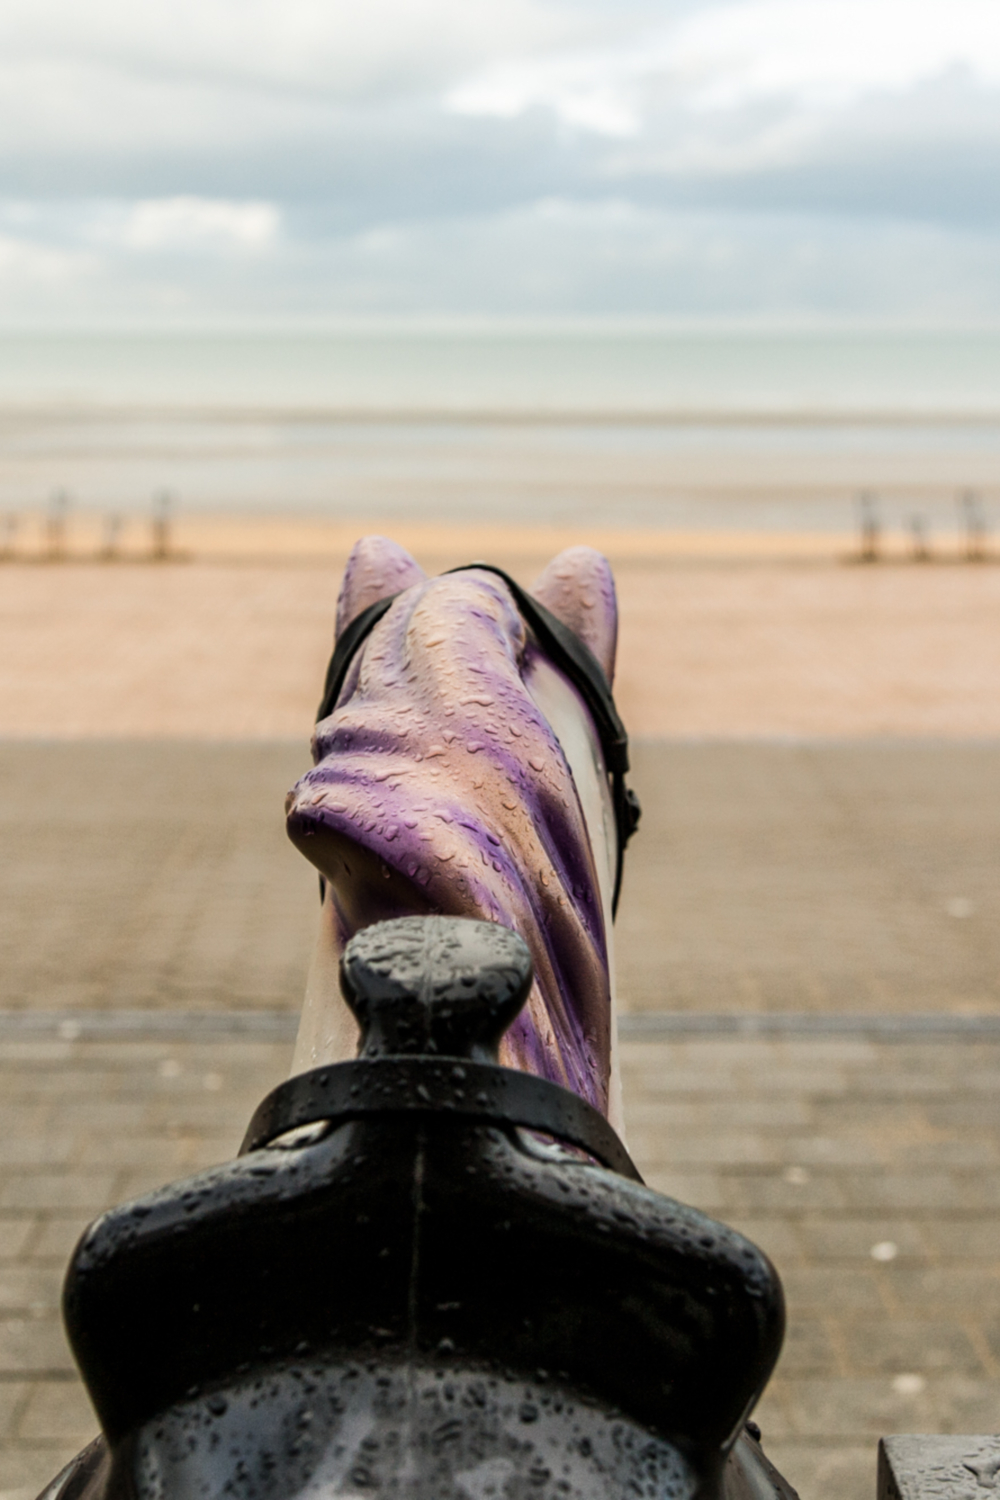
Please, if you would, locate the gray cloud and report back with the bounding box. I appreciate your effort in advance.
[0,0,996,320]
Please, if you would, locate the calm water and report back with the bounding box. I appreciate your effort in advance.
[0,327,997,413]
[0,328,997,529]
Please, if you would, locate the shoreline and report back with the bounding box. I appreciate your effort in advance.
[3,402,1000,425]
[2,514,993,566]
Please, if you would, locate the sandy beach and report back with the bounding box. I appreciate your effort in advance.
[2,518,1000,739]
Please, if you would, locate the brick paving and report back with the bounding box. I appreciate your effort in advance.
[0,743,315,1013]
[0,1037,292,1498]
[0,1035,998,1500]
[3,741,999,1018]
[2,741,1000,1500]
[618,740,1000,1015]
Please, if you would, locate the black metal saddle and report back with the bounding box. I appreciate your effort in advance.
[43,916,796,1500]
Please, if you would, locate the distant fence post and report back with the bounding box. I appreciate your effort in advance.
[0,513,16,562]
[101,513,123,562]
[960,489,986,562]
[909,513,930,563]
[152,490,173,561]
[47,489,69,562]
[857,490,880,562]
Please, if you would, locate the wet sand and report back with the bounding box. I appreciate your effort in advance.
[2,519,999,739]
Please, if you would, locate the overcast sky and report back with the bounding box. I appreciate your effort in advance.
[0,0,997,324]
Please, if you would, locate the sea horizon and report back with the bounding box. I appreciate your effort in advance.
[0,325,995,535]
[0,324,997,416]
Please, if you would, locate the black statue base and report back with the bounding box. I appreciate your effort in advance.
[42,918,798,1500]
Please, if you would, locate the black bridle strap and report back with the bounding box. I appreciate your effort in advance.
[314,565,640,913]
[445,565,640,910]
[240,1056,643,1182]
[316,594,400,726]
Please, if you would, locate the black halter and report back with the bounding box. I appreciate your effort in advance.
[315,564,641,914]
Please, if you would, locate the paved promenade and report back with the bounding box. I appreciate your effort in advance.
[0,1031,997,1500]
[3,740,999,1017]
[1,740,999,1500]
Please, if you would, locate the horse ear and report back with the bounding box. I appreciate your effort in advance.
[529,546,618,685]
[336,536,427,639]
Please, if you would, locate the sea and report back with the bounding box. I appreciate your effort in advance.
[0,326,998,535]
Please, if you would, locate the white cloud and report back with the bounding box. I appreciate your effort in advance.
[0,194,998,326]
[121,198,279,251]
[447,54,642,137]
[0,0,581,115]
[667,0,1000,110]
[0,232,90,282]
[0,0,995,321]
[446,0,1000,142]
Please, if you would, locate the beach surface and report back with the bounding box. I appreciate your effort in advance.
[2,519,999,738]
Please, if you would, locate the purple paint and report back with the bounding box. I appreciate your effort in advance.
[286,539,620,1115]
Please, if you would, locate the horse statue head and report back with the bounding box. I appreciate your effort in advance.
[286,536,638,1126]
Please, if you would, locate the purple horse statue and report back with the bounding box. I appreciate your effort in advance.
[286,536,631,1127]
[38,536,793,1500]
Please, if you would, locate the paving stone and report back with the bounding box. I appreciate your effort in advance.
[640,1169,725,1211]
[923,1219,1000,1260]
[0,1442,82,1499]
[885,1140,1000,1171]
[0,1386,29,1444]
[65,1136,193,1172]
[624,1098,813,1131]
[775,1375,947,1439]
[719,1170,850,1214]
[774,1319,841,1376]
[884,1268,1000,1314]
[0,743,314,1015]
[777,1133,884,1168]
[926,1098,1000,1129]
[0,1141,77,1171]
[778,1267,888,1318]
[764,1441,875,1500]
[41,1103,149,1133]
[26,1222,88,1264]
[920,1373,1000,1429]
[795,1218,930,1264]
[0,1227,33,1263]
[0,1273,61,1319]
[0,1177,116,1214]
[977,1319,1000,1364]
[17,1382,97,1446]
[841,1320,983,1375]
[0,1320,74,1376]
[723,1217,805,1266]
[842,1171,1000,1212]
[625,1127,774,1168]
